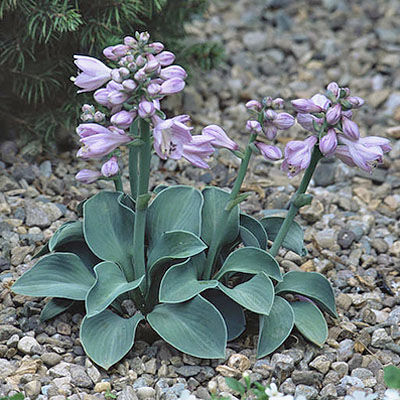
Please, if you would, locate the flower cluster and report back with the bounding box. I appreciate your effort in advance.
[73,32,238,183]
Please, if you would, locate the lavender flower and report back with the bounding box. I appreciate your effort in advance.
[75,169,101,183]
[274,112,295,129]
[281,136,318,177]
[73,56,112,93]
[156,51,175,66]
[347,96,365,109]
[160,78,185,95]
[291,94,330,113]
[327,81,340,98]
[246,120,262,134]
[255,142,282,161]
[182,135,215,169]
[160,66,187,80]
[202,125,239,151]
[245,100,262,111]
[76,123,111,138]
[326,103,341,125]
[138,101,156,118]
[110,110,137,129]
[101,156,119,177]
[297,113,323,132]
[263,109,294,139]
[319,128,337,156]
[342,117,360,140]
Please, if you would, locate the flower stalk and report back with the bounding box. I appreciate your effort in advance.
[269,147,323,257]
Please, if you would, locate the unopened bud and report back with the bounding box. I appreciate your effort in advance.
[327,82,340,97]
[139,32,150,43]
[245,100,262,111]
[326,103,341,125]
[94,111,105,123]
[119,67,130,78]
[82,104,94,113]
[111,69,123,83]
[148,42,164,53]
[262,96,273,107]
[124,36,137,47]
[272,98,285,109]
[136,55,146,67]
[246,120,262,133]
[122,79,137,91]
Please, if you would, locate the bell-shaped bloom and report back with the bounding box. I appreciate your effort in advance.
[297,113,323,133]
[153,115,193,160]
[342,117,360,140]
[182,135,215,169]
[255,142,282,161]
[281,136,318,177]
[335,135,390,173]
[101,156,119,177]
[77,128,132,159]
[274,113,295,130]
[156,51,175,66]
[319,128,337,156]
[246,120,262,134]
[160,65,187,80]
[76,123,111,138]
[160,78,185,95]
[110,110,137,129]
[201,125,239,151]
[75,169,101,184]
[138,101,156,118]
[326,104,341,125]
[245,100,262,111]
[73,55,112,93]
[292,94,330,113]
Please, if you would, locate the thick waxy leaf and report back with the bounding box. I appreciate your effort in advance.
[49,221,83,251]
[384,365,400,389]
[147,230,207,270]
[218,273,274,315]
[57,241,100,273]
[203,289,245,341]
[275,271,337,318]
[12,253,95,300]
[257,296,294,358]
[291,301,328,347]
[260,216,307,256]
[240,214,268,249]
[214,247,282,282]
[147,295,227,359]
[147,186,203,246]
[118,193,135,212]
[80,310,143,370]
[239,226,259,248]
[201,187,239,248]
[159,259,218,303]
[40,298,75,322]
[86,262,144,317]
[83,191,135,276]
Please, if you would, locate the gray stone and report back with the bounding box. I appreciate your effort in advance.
[0,175,19,191]
[17,336,39,354]
[337,339,354,361]
[351,368,377,388]
[314,229,337,249]
[118,386,138,400]
[319,383,337,400]
[41,352,62,367]
[294,384,319,399]
[0,141,18,164]
[39,161,52,178]
[313,162,336,187]
[136,387,156,399]
[371,328,392,347]
[0,325,21,341]
[176,365,202,377]
[291,370,323,386]
[24,380,41,399]
[70,365,93,388]
[309,355,331,374]
[0,358,16,377]
[25,202,51,228]
[48,362,71,378]
[242,31,269,52]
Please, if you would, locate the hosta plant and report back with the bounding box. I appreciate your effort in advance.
[12,32,391,370]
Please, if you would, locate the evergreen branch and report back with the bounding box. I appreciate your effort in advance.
[0,0,17,19]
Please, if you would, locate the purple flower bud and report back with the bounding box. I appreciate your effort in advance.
[342,110,353,119]
[144,59,161,74]
[255,142,282,161]
[147,83,162,96]
[82,104,94,113]
[136,55,146,67]
[160,78,185,95]
[297,113,323,132]
[264,109,277,121]
[75,169,101,184]
[246,120,262,134]
[111,69,123,83]
[342,117,360,140]
[134,68,147,82]
[160,65,187,80]
[326,103,342,125]
[93,88,110,106]
[245,100,262,111]
[139,32,150,43]
[94,111,105,123]
[263,96,273,107]
[101,156,119,177]
[119,67,130,78]
[291,99,322,113]
[264,125,278,140]
[110,110,136,129]
[138,101,155,118]
[148,42,164,53]
[156,51,175,67]
[274,112,295,130]
[113,45,130,58]
[103,46,119,61]
[347,96,364,109]
[319,128,337,156]
[327,82,340,97]
[202,125,239,151]
[76,123,110,138]
[124,36,137,47]
[122,79,137,91]
[108,90,129,106]
[81,113,93,122]
[272,98,285,109]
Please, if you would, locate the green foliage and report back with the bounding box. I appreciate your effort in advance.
[384,365,400,389]
[0,0,223,148]
[0,394,24,400]
[13,186,336,370]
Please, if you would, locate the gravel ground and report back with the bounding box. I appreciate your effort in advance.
[1,0,400,399]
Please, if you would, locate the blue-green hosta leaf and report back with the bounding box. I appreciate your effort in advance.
[159,259,218,303]
[147,230,207,271]
[80,310,143,370]
[12,253,95,300]
[214,247,282,282]
[291,301,328,347]
[239,226,260,248]
[49,221,83,251]
[57,241,100,274]
[275,271,337,318]
[83,191,135,279]
[202,289,245,341]
[240,214,268,249]
[40,298,75,322]
[260,216,307,256]
[201,187,239,249]
[86,262,144,317]
[147,186,203,247]
[218,273,274,315]
[147,295,227,359]
[257,296,294,358]
[118,193,135,212]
